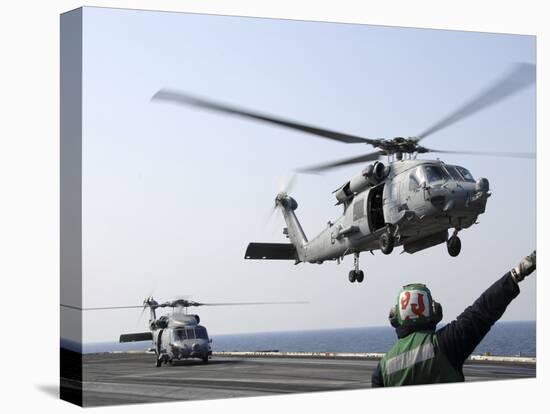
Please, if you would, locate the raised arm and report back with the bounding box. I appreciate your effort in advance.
[436,251,536,370]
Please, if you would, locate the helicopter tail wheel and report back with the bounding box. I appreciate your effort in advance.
[447,236,461,257]
[348,270,357,283]
[356,270,364,283]
[379,232,395,255]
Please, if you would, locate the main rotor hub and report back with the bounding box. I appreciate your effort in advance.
[375,137,423,155]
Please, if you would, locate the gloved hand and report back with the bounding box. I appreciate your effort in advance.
[511,251,536,283]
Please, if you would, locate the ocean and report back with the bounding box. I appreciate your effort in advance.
[82,320,535,357]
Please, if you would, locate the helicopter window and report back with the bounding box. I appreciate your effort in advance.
[409,170,420,191]
[422,165,450,183]
[186,328,196,340]
[353,198,365,221]
[454,166,475,182]
[173,329,187,341]
[444,165,464,181]
[195,326,208,339]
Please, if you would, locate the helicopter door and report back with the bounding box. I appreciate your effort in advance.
[367,184,385,232]
[156,329,163,354]
[352,196,366,222]
[352,195,370,236]
[406,168,425,210]
[383,178,401,224]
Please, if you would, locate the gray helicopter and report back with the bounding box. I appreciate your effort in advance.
[83,297,306,367]
[152,63,535,283]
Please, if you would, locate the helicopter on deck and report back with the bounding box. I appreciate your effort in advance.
[76,297,306,367]
[152,63,535,283]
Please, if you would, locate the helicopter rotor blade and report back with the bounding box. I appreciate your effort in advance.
[424,148,535,159]
[264,173,298,231]
[416,63,535,141]
[196,301,308,306]
[138,304,148,322]
[298,151,384,173]
[152,89,380,145]
[278,173,297,194]
[61,304,145,311]
[62,300,308,311]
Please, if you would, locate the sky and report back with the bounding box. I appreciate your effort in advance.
[80,7,536,343]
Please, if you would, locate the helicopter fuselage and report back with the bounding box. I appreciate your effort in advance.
[246,159,491,272]
[151,313,212,365]
[299,159,490,262]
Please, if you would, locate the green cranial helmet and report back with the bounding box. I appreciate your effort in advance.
[389,283,442,328]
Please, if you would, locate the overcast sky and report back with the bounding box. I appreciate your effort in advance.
[80,7,535,343]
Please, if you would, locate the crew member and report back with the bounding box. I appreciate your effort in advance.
[371,251,536,387]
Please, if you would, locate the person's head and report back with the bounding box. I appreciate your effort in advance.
[388,283,443,338]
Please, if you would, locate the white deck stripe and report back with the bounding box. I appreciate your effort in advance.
[385,343,435,375]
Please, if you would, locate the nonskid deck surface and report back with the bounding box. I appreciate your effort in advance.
[74,352,536,407]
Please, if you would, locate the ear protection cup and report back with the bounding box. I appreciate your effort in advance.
[389,305,399,328]
[432,301,443,324]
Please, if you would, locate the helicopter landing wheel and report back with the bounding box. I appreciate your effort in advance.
[447,236,461,257]
[155,357,162,368]
[379,232,395,255]
[348,270,364,283]
[349,253,363,283]
[202,356,209,363]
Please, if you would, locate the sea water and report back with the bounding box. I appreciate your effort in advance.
[82,320,535,357]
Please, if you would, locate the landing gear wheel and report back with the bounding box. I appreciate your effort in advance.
[379,232,395,255]
[348,270,356,283]
[202,356,209,363]
[155,357,162,368]
[356,270,364,283]
[447,236,461,257]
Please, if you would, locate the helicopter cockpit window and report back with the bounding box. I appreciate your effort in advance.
[186,328,196,339]
[195,326,208,339]
[173,329,187,341]
[422,165,450,184]
[454,166,475,182]
[444,165,463,182]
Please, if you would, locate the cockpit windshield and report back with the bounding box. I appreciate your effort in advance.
[443,165,463,181]
[454,166,475,182]
[173,327,208,341]
[422,165,451,183]
[195,326,208,339]
[173,329,187,341]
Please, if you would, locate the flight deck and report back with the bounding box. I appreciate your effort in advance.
[64,351,536,407]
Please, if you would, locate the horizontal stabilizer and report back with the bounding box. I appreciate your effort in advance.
[245,242,297,260]
[120,332,153,343]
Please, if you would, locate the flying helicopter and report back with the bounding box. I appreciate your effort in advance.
[151,63,535,284]
[67,297,306,367]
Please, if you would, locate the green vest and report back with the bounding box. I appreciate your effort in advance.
[380,331,464,386]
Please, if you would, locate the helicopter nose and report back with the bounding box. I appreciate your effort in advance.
[469,177,491,206]
[475,177,490,193]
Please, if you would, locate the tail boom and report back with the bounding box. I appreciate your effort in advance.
[276,193,308,261]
